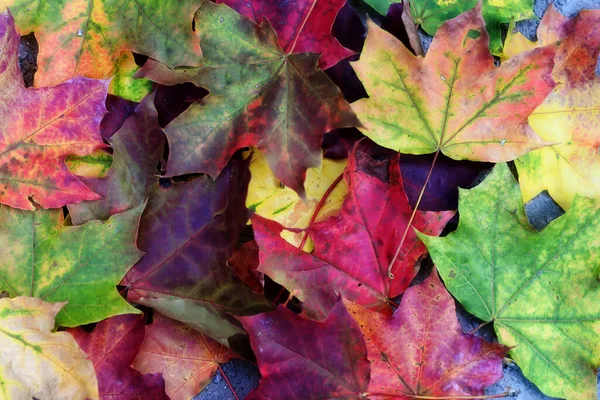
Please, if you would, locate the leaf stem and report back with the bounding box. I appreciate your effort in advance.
[218,364,240,400]
[468,320,491,335]
[387,150,439,279]
[363,392,512,399]
[299,172,344,250]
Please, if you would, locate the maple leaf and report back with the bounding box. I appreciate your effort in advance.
[362,0,533,54]
[121,157,274,347]
[1,0,202,87]
[133,312,236,400]
[216,0,355,69]
[110,52,153,102]
[239,299,370,399]
[69,314,168,400]
[0,202,144,327]
[418,163,600,400]
[252,144,454,319]
[68,92,165,225]
[137,1,359,195]
[345,270,508,398]
[0,297,98,400]
[503,7,600,209]
[0,11,107,210]
[351,5,556,163]
[247,148,348,249]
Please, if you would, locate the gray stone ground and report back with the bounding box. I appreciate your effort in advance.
[15,0,600,398]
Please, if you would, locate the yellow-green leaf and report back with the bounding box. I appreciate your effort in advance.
[247,149,347,249]
[0,203,145,327]
[418,163,600,400]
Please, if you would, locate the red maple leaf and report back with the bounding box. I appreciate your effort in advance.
[252,143,454,318]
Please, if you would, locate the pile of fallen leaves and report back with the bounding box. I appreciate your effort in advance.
[0,0,599,399]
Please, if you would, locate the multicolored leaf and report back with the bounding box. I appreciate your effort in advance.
[69,314,168,400]
[252,144,454,319]
[351,6,556,163]
[239,299,370,399]
[137,1,359,195]
[68,92,165,225]
[122,158,274,347]
[345,271,508,398]
[0,297,98,400]
[247,148,348,249]
[506,7,600,209]
[109,52,153,102]
[418,163,600,400]
[2,0,202,86]
[133,312,235,400]
[0,11,107,210]
[216,0,355,69]
[0,202,144,327]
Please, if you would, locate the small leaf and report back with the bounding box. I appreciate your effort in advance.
[69,314,169,399]
[133,312,235,400]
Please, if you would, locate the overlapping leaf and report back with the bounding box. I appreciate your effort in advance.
[121,157,274,347]
[247,148,348,248]
[0,11,107,210]
[351,5,556,163]
[362,0,533,55]
[345,271,508,398]
[133,312,235,400]
[239,300,370,399]
[69,314,168,399]
[0,202,144,327]
[419,163,600,400]
[138,2,359,195]
[216,0,355,69]
[2,0,202,87]
[253,144,454,319]
[0,297,98,400]
[68,92,165,225]
[504,7,600,209]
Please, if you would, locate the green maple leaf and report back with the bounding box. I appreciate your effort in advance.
[418,163,600,400]
[0,203,145,327]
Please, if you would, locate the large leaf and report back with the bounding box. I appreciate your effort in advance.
[505,7,600,209]
[351,6,556,163]
[137,2,359,195]
[216,0,355,69]
[0,203,144,327]
[1,0,202,87]
[133,312,235,400]
[69,314,168,400]
[418,163,600,400]
[252,144,454,319]
[345,271,508,398]
[0,297,98,399]
[122,158,274,348]
[0,11,107,210]
[239,299,370,399]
